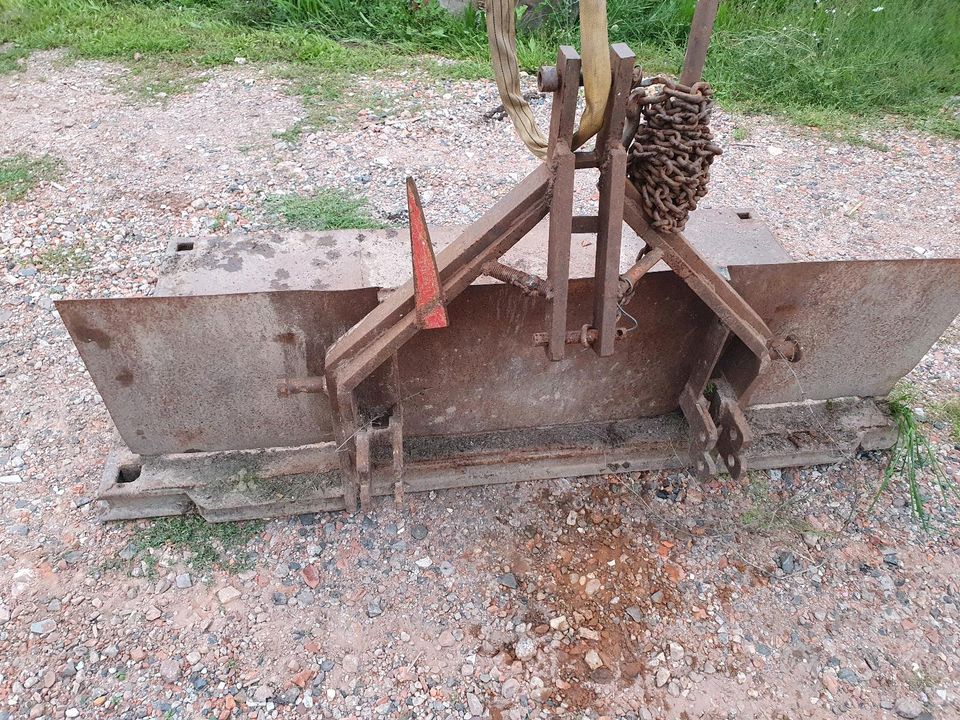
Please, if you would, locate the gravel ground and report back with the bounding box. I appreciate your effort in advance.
[1,50,960,720]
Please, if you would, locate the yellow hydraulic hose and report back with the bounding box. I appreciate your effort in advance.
[572,0,611,149]
[485,0,549,158]
[484,0,610,157]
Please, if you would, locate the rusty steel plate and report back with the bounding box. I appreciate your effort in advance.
[727,258,960,404]
[59,273,713,455]
[60,258,960,457]
[397,273,713,436]
[156,209,790,297]
[58,290,380,455]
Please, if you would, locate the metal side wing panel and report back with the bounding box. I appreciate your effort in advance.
[725,258,960,404]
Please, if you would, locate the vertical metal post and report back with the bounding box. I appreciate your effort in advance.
[679,0,721,86]
[329,387,360,513]
[592,44,635,356]
[545,46,581,361]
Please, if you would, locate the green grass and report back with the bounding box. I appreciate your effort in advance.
[871,386,958,527]
[272,66,373,134]
[1,1,957,135]
[265,188,383,230]
[0,154,59,202]
[33,241,91,273]
[0,43,28,73]
[0,0,410,72]
[133,515,264,574]
[119,58,207,100]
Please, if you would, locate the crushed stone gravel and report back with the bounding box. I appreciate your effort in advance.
[1,50,959,720]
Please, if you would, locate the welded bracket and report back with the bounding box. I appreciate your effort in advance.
[678,318,727,479]
[679,385,718,479]
[709,377,753,480]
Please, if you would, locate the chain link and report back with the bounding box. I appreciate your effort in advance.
[626,76,722,233]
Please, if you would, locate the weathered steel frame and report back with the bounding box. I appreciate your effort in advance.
[97,398,897,523]
[322,38,793,512]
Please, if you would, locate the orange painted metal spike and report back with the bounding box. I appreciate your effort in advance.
[406,177,448,330]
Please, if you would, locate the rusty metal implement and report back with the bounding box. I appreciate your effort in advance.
[56,31,960,521]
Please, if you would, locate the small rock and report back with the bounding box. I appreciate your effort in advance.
[624,606,643,623]
[367,600,382,618]
[410,524,428,540]
[566,510,577,526]
[501,677,520,699]
[584,578,601,596]
[498,573,518,589]
[777,551,797,574]
[414,557,432,569]
[466,693,484,716]
[302,565,319,588]
[895,697,924,719]
[30,618,56,635]
[667,641,684,661]
[838,668,861,684]
[252,685,273,703]
[131,648,147,662]
[514,636,536,661]
[438,630,455,647]
[341,655,359,674]
[217,586,241,604]
[655,668,671,687]
[175,573,192,589]
[549,615,568,631]
[584,650,603,670]
[159,659,180,682]
[802,532,819,548]
[578,627,600,641]
[821,669,839,695]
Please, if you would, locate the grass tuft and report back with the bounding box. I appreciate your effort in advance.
[0,154,59,202]
[265,188,383,230]
[134,515,264,574]
[870,386,958,527]
[0,43,28,73]
[33,241,90,273]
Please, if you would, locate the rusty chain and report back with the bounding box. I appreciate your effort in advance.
[626,76,722,233]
